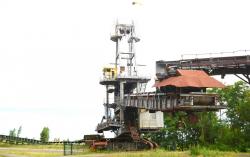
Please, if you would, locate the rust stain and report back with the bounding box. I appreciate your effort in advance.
[155,69,225,88]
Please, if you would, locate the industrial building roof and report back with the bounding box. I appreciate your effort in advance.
[154,69,225,88]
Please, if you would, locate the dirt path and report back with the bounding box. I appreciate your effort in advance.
[0,147,63,153]
[66,155,109,157]
[59,155,107,157]
[0,154,28,157]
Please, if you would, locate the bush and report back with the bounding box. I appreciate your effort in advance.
[190,146,222,157]
[190,146,201,156]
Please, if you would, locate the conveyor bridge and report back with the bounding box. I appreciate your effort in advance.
[156,53,250,84]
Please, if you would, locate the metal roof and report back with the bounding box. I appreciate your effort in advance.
[154,69,225,88]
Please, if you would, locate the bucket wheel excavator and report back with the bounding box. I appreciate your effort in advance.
[83,23,249,151]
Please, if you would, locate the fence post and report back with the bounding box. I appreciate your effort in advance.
[71,143,73,155]
[63,142,73,156]
[63,142,65,156]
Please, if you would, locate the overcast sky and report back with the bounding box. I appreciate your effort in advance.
[0,0,250,141]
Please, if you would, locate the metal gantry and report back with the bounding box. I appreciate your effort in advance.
[97,23,151,135]
[156,52,250,84]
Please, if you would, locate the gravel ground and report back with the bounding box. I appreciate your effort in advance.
[0,154,28,157]
[0,147,63,153]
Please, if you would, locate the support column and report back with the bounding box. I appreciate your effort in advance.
[115,39,120,73]
[235,74,250,84]
[119,81,125,123]
[136,82,140,93]
[106,85,109,120]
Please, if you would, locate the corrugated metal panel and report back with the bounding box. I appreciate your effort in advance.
[139,111,164,129]
[154,69,225,88]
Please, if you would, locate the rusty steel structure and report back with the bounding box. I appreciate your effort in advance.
[156,52,250,84]
[88,23,228,151]
[95,23,157,150]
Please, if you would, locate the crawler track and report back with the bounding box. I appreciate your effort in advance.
[89,136,158,151]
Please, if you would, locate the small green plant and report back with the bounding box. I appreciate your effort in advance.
[190,146,201,156]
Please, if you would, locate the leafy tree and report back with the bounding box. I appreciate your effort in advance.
[147,81,250,151]
[212,81,250,151]
[146,112,191,150]
[40,127,50,143]
[17,126,22,137]
[9,128,16,137]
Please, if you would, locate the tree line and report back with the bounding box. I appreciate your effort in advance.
[146,81,250,152]
[9,126,50,143]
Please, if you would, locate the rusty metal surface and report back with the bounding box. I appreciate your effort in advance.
[156,55,250,84]
[123,93,226,112]
[157,55,250,70]
[155,69,225,88]
[96,121,121,133]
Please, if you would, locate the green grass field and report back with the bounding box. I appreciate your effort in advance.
[0,143,250,157]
